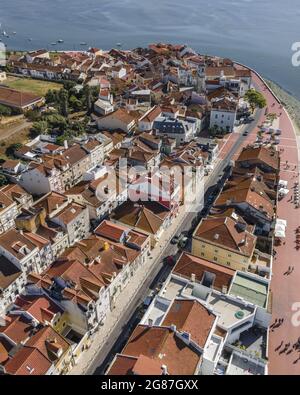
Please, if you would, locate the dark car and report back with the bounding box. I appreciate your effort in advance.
[163,255,175,265]
[171,234,180,244]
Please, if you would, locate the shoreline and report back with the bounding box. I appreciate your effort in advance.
[4,47,300,133]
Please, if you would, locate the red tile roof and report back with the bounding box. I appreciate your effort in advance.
[173,252,234,291]
[4,346,52,375]
[120,325,201,375]
[162,299,216,348]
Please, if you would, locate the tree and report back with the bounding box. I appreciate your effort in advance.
[31,120,48,136]
[69,95,82,112]
[58,88,69,117]
[26,109,41,122]
[0,174,8,187]
[245,89,267,112]
[45,113,67,130]
[0,104,11,117]
[63,80,77,91]
[83,85,92,114]
[5,143,22,158]
[266,112,278,124]
[45,89,58,104]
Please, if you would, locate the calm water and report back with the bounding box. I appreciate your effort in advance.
[1,0,300,98]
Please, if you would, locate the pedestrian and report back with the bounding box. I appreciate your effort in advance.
[275,341,284,351]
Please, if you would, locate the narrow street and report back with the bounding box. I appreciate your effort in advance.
[80,107,263,375]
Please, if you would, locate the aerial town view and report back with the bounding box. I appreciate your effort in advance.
[0,0,299,382]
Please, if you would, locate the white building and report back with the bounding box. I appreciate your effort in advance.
[210,96,238,132]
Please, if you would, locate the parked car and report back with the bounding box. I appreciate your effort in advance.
[178,236,188,249]
[163,255,175,265]
[171,234,181,244]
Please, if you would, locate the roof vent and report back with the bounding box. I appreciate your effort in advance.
[214,233,219,240]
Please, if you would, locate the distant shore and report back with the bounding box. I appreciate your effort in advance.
[265,79,300,135]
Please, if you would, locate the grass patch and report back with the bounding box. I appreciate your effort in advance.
[0,125,31,160]
[4,76,62,97]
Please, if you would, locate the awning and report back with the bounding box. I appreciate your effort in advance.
[279,180,288,188]
[277,219,287,227]
[279,188,289,195]
[275,224,285,231]
[275,229,286,238]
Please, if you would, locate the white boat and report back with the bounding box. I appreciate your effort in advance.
[80,42,87,46]
[57,39,64,43]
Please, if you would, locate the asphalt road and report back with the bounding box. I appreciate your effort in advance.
[89,107,262,375]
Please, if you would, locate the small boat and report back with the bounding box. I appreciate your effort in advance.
[57,39,64,43]
[51,42,57,46]
[2,31,7,36]
[116,42,122,47]
[80,42,87,46]
[12,31,16,35]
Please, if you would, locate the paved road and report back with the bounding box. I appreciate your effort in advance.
[87,107,263,375]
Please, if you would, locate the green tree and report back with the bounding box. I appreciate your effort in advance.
[63,80,77,91]
[245,89,267,112]
[45,113,67,130]
[5,143,23,158]
[83,85,92,114]
[0,104,12,117]
[0,174,8,186]
[45,89,58,104]
[26,109,41,122]
[69,95,82,112]
[266,112,278,124]
[31,120,48,136]
[58,89,69,117]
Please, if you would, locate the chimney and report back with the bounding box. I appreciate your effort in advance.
[148,318,153,327]
[64,140,68,150]
[191,273,196,282]
[170,324,177,332]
